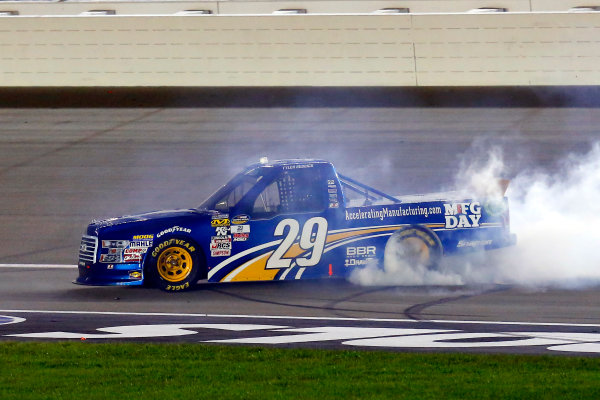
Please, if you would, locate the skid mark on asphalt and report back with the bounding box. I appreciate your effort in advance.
[403,285,511,321]
[209,285,413,318]
[207,282,505,320]
[211,289,398,315]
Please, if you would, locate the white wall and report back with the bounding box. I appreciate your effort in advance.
[1,11,599,86]
[3,0,600,15]
[0,1,534,16]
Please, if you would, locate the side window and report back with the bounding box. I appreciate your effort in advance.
[216,175,261,211]
[253,180,281,215]
[252,168,326,218]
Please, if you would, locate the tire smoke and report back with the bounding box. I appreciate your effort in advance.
[350,144,600,289]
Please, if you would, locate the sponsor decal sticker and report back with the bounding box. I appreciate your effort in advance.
[156,226,191,238]
[230,225,250,234]
[211,236,232,251]
[232,215,250,225]
[129,271,142,279]
[132,234,153,240]
[102,240,129,248]
[233,233,249,242]
[211,219,230,227]
[444,202,482,229]
[457,239,492,248]
[129,240,152,248]
[123,248,145,262]
[346,246,376,257]
[345,205,442,221]
[345,246,376,267]
[100,254,121,263]
[215,226,230,236]
[100,237,153,264]
[328,181,339,208]
[211,249,231,257]
[345,258,375,267]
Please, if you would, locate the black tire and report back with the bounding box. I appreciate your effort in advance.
[145,236,202,291]
[384,226,442,270]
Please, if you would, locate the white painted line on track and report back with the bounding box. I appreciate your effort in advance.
[0,264,76,269]
[1,309,600,328]
[0,315,26,325]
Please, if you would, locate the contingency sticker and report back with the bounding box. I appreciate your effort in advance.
[231,225,250,241]
[211,236,232,257]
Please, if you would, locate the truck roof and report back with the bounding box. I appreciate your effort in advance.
[244,158,331,171]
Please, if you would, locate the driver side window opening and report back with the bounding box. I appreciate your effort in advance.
[252,179,281,215]
[252,168,326,218]
[215,174,262,211]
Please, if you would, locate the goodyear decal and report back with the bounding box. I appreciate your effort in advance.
[151,239,196,258]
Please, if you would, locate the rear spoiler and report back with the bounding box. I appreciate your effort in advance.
[498,179,510,196]
[473,178,510,198]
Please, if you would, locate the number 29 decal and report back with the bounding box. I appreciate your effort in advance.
[266,217,328,269]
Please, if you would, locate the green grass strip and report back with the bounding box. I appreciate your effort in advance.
[1,342,599,399]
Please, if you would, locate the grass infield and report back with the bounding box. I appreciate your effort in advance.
[1,342,599,399]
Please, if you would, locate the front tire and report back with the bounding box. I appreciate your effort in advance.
[146,236,201,291]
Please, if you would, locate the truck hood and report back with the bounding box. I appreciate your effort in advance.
[87,208,213,234]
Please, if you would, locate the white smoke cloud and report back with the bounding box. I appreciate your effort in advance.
[350,143,600,289]
[350,258,464,286]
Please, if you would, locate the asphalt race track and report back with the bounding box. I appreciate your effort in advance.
[1,106,600,354]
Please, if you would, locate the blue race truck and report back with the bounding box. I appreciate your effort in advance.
[76,159,515,291]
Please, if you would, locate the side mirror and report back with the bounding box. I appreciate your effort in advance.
[215,200,228,212]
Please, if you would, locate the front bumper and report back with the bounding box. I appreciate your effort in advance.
[74,262,144,286]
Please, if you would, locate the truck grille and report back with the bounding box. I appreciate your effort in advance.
[79,235,98,264]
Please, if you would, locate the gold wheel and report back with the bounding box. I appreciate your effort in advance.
[156,246,193,283]
[401,237,431,265]
[384,227,442,271]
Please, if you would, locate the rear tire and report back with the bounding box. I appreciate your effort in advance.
[384,226,442,270]
[146,236,201,291]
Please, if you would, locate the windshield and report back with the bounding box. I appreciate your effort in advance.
[198,168,265,211]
